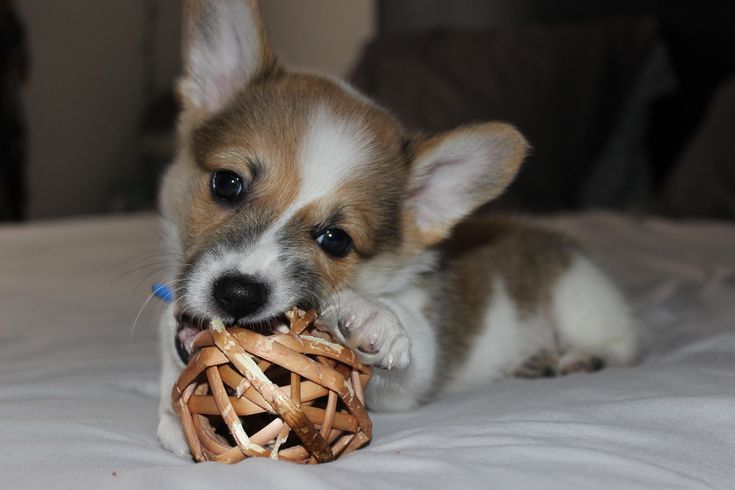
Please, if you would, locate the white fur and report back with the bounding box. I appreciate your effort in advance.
[157,303,190,457]
[551,254,638,366]
[321,290,411,370]
[157,1,637,456]
[297,104,373,208]
[370,288,439,410]
[183,106,372,322]
[183,243,293,323]
[333,287,438,412]
[438,254,638,397]
[409,128,519,234]
[445,278,554,393]
[354,249,439,297]
[182,0,262,111]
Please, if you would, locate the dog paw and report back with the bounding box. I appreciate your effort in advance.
[558,353,606,375]
[512,349,606,379]
[322,291,410,370]
[512,349,559,378]
[157,411,191,458]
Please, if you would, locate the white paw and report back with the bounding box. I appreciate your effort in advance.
[157,411,191,458]
[322,291,410,370]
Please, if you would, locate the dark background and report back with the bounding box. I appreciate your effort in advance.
[364,0,735,216]
[1,0,734,221]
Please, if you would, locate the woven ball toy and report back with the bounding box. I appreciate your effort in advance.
[171,308,372,464]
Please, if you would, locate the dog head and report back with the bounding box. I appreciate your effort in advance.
[160,0,528,339]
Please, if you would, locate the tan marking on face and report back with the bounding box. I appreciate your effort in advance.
[168,71,411,311]
[179,76,312,257]
[281,195,384,294]
[430,216,576,388]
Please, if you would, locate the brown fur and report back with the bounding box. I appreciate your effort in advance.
[430,216,577,387]
[174,71,410,290]
[166,0,531,323]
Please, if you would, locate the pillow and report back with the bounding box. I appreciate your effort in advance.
[351,18,669,212]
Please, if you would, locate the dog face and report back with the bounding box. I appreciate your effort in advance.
[165,73,410,326]
[160,0,528,354]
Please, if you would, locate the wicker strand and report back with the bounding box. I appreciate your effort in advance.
[172,308,372,464]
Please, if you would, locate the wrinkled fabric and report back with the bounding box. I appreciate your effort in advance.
[0,213,733,489]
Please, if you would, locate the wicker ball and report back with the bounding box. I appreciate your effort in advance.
[172,308,372,464]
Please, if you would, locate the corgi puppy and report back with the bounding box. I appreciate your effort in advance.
[157,0,637,456]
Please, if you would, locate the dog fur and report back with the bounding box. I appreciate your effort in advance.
[156,0,637,456]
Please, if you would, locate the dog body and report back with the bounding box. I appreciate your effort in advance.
[157,0,637,456]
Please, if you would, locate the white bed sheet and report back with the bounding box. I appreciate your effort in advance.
[1,212,733,489]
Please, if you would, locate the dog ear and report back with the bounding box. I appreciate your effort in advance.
[179,0,279,113]
[405,122,529,246]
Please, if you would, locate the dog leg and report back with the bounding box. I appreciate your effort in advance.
[320,288,439,411]
[512,349,559,378]
[156,304,190,458]
[558,352,606,375]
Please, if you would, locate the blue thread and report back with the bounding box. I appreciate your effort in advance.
[151,283,174,304]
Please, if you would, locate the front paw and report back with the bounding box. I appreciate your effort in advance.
[157,411,191,459]
[322,291,410,370]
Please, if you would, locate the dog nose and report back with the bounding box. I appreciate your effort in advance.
[212,274,268,318]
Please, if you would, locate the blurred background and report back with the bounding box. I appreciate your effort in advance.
[1,0,733,222]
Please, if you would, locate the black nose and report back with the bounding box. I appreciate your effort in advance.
[212,274,268,319]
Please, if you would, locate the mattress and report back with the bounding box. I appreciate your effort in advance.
[1,212,733,489]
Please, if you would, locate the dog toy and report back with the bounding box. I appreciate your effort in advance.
[170,307,372,464]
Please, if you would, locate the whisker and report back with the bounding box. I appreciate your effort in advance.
[107,260,175,284]
[130,278,181,341]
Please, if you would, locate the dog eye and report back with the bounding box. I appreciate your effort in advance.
[315,228,353,258]
[211,170,244,202]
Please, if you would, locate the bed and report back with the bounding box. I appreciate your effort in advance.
[1,212,734,489]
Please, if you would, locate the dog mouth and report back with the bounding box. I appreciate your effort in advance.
[174,311,289,364]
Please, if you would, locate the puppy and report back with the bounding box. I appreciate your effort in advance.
[157,0,637,456]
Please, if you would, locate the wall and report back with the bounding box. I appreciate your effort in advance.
[18,0,374,220]
[17,0,182,220]
[262,0,375,77]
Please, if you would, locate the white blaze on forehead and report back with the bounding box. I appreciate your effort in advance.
[245,104,373,252]
[238,104,372,274]
[295,104,373,208]
[234,106,372,305]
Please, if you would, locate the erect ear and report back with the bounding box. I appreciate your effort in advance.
[405,122,529,246]
[178,0,279,113]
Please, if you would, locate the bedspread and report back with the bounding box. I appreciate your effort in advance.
[1,212,733,489]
